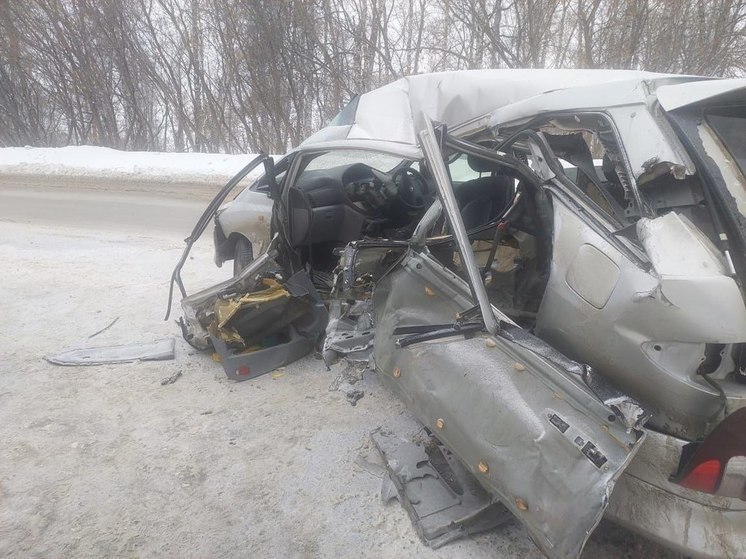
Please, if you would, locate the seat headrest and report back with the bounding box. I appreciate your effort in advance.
[467,153,503,173]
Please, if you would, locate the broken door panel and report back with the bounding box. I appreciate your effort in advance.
[410,118,646,558]
[337,240,409,296]
[165,154,275,320]
[208,270,327,381]
[180,241,328,380]
[323,240,409,365]
[370,250,644,559]
[179,244,286,350]
[373,410,513,548]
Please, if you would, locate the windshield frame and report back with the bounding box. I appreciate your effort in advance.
[705,106,746,181]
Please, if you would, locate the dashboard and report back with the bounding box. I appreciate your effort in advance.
[287,162,432,247]
[342,163,399,212]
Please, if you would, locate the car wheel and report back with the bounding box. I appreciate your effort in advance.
[233,237,254,276]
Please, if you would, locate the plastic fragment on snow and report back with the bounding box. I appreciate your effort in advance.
[46,338,175,366]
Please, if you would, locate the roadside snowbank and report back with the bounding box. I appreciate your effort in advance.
[0,145,262,184]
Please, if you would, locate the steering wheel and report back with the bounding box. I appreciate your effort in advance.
[393,167,428,210]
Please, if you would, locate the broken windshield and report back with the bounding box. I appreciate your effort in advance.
[302,149,405,174]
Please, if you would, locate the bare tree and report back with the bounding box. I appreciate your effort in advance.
[1,0,744,152]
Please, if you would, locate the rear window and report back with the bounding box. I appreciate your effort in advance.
[706,108,746,178]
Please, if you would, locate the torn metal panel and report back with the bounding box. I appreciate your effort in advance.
[370,250,645,559]
[208,271,328,381]
[46,338,175,366]
[536,200,746,439]
[322,241,410,365]
[179,239,286,350]
[660,100,746,285]
[698,120,746,219]
[637,212,728,277]
[486,79,699,184]
[372,411,512,548]
[335,240,409,300]
[322,299,376,365]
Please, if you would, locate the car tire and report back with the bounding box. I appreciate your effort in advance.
[233,237,254,276]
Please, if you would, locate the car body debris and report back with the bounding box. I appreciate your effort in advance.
[47,338,175,366]
[175,249,328,381]
[329,362,367,405]
[373,411,513,549]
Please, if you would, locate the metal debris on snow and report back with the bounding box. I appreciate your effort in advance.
[46,338,175,366]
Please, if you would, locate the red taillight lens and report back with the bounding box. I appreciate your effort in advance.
[671,407,746,499]
[677,459,722,494]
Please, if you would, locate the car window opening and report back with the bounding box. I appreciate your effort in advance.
[281,149,435,296]
[424,140,553,331]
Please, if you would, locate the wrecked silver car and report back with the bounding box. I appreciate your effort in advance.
[167,70,746,558]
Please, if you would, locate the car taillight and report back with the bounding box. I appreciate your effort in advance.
[671,407,746,500]
[677,459,721,494]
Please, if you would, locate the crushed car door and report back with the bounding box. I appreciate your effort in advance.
[167,154,329,381]
[334,118,648,559]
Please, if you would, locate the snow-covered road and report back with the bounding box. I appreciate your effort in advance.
[0,176,681,559]
[0,183,206,236]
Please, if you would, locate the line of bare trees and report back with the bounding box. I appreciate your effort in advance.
[1,0,744,154]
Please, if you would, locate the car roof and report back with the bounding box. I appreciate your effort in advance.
[296,69,716,156]
[657,78,746,111]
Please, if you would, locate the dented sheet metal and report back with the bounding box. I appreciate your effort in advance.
[370,251,646,559]
[46,338,175,366]
[177,235,328,381]
[320,125,650,555]
[373,411,512,548]
[364,120,650,559]
[657,78,746,112]
[497,322,651,433]
[173,69,746,558]
[302,69,680,151]
[207,270,328,381]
